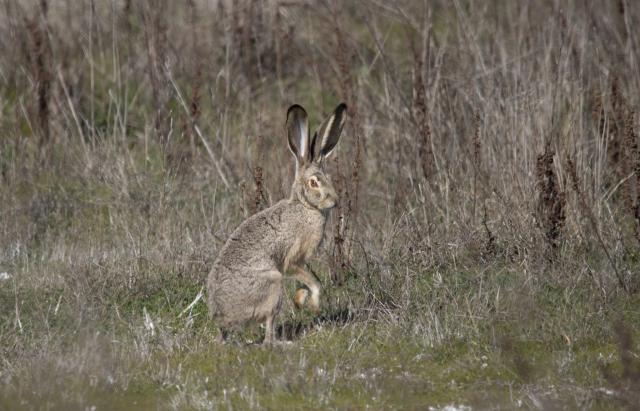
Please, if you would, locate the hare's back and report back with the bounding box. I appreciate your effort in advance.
[214,201,291,268]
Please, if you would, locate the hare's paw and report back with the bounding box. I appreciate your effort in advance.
[294,288,309,309]
[295,287,320,313]
[309,289,320,313]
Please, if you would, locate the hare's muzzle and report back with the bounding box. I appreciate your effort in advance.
[322,193,338,210]
[319,185,338,209]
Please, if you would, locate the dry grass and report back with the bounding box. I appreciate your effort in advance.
[1,0,640,409]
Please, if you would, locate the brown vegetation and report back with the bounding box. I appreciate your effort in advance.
[1,1,640,408]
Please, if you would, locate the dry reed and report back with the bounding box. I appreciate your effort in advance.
[623,111,640,243]
[535,143,566,251]
[25,8,51,148]
[472,112,481,225]
[253,134,265,214]
[411,32,434,183]
[1,2,640,406]
[566,155,629,294]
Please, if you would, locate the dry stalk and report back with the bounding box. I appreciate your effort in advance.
[624,111,640,243]
[350,122,363,222]
[189,69,202,149]
[536,143,566,251]
[330,154,347,286]
[273,5,284,96]
[591,89,606,138]
[239,181,249,219]
[328,2,359,285]
[566,155,629,294]
[182,0,202,160]
[142,0,170,147]
[609,76,627,181]
[122,0,132,32]
[410,34,434,183]
[482,204,496,259]
[253,165,264,214]
[472,112,481,225]
[25,10,51,147]
[253,134,265,214]
[615,0,629,44]
[608,77,639,238]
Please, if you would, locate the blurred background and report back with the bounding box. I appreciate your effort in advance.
[1,0,639,409]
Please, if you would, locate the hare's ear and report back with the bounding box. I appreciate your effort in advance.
[313,103,347,163]
[286,104,310,170]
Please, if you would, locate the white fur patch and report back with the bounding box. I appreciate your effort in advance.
[298,122,308,159]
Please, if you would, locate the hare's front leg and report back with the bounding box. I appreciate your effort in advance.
[291,266,321,312]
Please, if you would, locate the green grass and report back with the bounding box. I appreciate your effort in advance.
[1,258,639,409]
[1,314,636,410]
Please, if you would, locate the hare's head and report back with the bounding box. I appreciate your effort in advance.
[286,103,347,211]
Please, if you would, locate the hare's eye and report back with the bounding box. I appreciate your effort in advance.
[309,178,319,188]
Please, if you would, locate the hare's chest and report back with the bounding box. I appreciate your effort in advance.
[283,213,325,271]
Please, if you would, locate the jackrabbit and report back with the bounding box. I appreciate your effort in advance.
[207,103,347,345]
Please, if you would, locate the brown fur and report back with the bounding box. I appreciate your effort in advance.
[207,103,347,345]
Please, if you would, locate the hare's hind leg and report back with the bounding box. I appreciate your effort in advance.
[256,271,283,346]
[264,314,275,346]
[291,266,321,312]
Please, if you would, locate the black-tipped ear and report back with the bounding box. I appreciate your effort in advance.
[314,103,347,162]
[286,104,309,167]
[308,131,319,162]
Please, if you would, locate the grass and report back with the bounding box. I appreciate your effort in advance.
[2,250,638,409]
[2,0,640,409]
[0,313,636,410]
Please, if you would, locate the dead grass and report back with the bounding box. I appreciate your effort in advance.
[1,0,640,409]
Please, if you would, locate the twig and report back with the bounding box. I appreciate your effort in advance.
[167,72,231,189]
[179,286,204,318]
[566,155,629,294]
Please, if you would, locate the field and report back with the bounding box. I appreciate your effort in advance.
[1,1,640,409]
